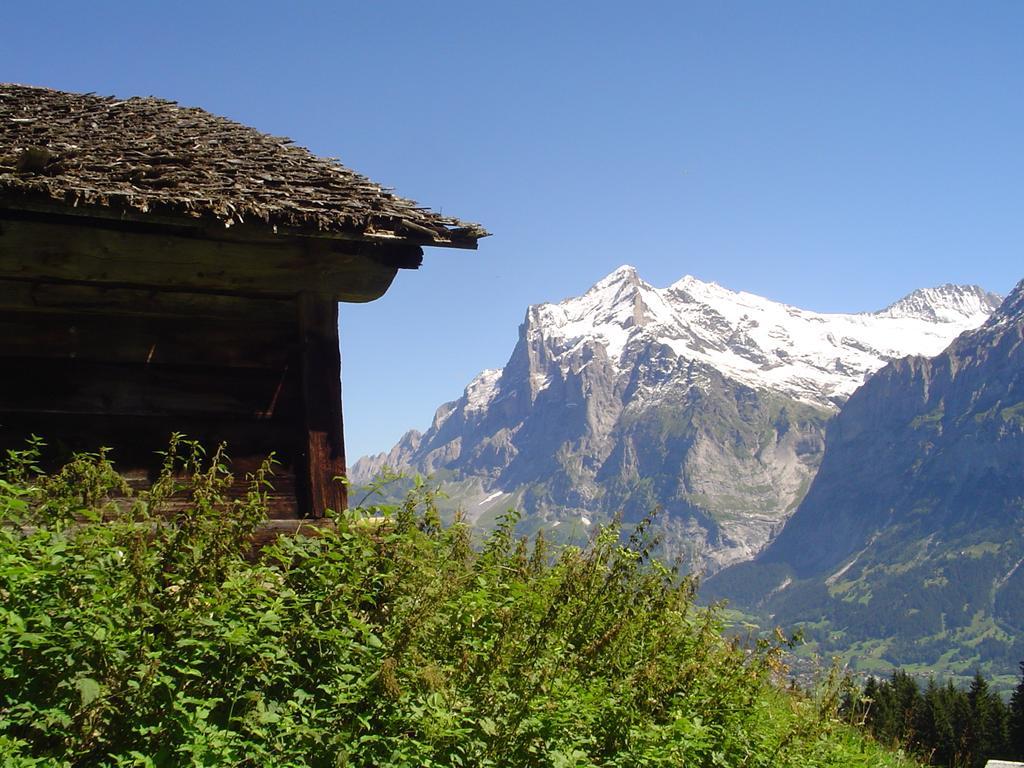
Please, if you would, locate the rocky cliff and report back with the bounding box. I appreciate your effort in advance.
[704,278,1024,676]
[354,266,999,572]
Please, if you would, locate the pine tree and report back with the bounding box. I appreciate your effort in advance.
[948,680,973,768]
[868,675,899,745]
[966,670,1010,767]
[915,677,946,764]
[1011,661,1024,759]
[863,676,882,733]
[891,669,922,746]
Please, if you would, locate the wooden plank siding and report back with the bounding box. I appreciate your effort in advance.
[0,280,295,323]
[0,358,292,419]
[0,218,355,520]
[0,310,292,369]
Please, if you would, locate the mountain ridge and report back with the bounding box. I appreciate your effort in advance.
[703,277,1024,678]
[352,267,999,572]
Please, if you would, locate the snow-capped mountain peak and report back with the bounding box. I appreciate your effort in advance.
[525,269,1000,408]
[352,266,1006,575]
[873,283,1003,323]
[587,263,642,291]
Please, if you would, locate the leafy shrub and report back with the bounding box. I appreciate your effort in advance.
[0,440,915,766]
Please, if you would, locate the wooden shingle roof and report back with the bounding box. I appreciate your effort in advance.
[0,84,486,248]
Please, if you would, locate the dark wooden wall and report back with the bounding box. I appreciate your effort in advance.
[0,281,309,517]
[0,211,412,518]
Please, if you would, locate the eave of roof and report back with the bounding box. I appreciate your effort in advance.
[0,84,488,249]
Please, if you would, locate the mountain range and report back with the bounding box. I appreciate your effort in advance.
[352,266,1000,572]
[703,277,1024,681]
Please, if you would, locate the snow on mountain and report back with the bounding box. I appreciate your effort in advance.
[875,283,1003,323]
[703,277,1024,678]
[352,266,1000,573]
[482,265,998,412]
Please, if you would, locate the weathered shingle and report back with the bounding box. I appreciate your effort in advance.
[0,84,486,248]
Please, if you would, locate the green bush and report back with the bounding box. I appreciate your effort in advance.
[0,439,916,767]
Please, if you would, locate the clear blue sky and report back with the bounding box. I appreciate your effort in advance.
[3,1,1022,459]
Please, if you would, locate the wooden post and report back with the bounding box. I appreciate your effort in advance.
[297,292,347,517]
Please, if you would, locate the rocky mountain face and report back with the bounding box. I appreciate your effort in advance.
[353,266,999,572]
[704,278,1024,677]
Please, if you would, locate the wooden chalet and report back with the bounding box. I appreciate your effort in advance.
[0,84,486,518]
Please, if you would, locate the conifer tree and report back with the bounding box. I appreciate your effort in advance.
[966,671,1010,767]
[915,678,947,764]
[891,670,923,746]
[942,684,966,765]
[1011,661,1024,759]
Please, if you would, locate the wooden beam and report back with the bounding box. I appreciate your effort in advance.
[0,357,294,419]
[0,216,400,301]
[296,293,347,518]
[0,279,294,322]
[0,309,293,369]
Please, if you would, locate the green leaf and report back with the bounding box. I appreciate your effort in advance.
[76,677,101,707]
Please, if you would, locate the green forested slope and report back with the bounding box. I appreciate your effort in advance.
[705,279,1024,683]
